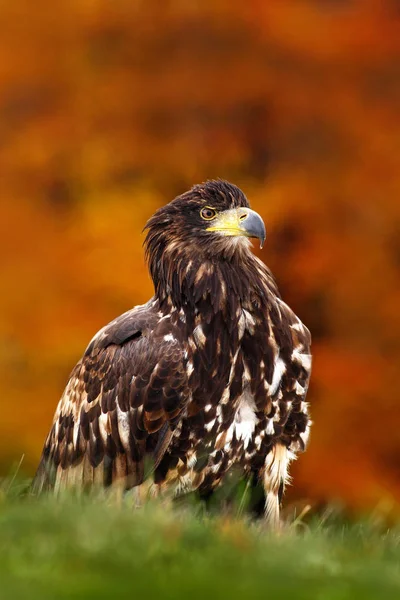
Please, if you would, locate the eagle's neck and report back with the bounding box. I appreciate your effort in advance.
[151,242,279,318]
[151,244,280,411]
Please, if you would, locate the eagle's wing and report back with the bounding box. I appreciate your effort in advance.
[32,301,190,493]
[275,298,312,453]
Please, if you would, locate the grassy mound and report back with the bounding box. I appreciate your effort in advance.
[0,483,399,599]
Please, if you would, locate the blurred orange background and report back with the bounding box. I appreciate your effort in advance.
[1,0,399,512]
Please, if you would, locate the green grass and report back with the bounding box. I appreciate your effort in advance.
[0,482,400,600]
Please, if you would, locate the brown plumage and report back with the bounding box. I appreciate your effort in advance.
[32,180,312,526]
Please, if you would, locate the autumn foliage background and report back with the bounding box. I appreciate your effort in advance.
[1,0,399,513]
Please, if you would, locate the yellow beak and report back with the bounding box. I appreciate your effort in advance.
[206,208,266,248]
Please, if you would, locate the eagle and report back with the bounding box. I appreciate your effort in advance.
[33,180,312,527]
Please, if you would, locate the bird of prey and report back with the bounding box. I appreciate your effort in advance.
[33,180,311,527]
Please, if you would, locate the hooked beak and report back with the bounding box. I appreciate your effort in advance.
[206,207,266,249]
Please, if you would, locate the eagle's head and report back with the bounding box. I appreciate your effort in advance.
[144,180,267,308]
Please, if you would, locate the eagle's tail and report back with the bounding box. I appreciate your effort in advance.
[31,454,107,495]
[30,454,56,495]
[31,449,146,496]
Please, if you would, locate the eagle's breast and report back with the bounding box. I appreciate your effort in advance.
[160,284,311,496]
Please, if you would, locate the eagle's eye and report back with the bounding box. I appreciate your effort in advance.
[200,207,217,221]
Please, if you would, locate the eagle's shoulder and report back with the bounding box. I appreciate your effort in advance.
[84,298,160,354]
